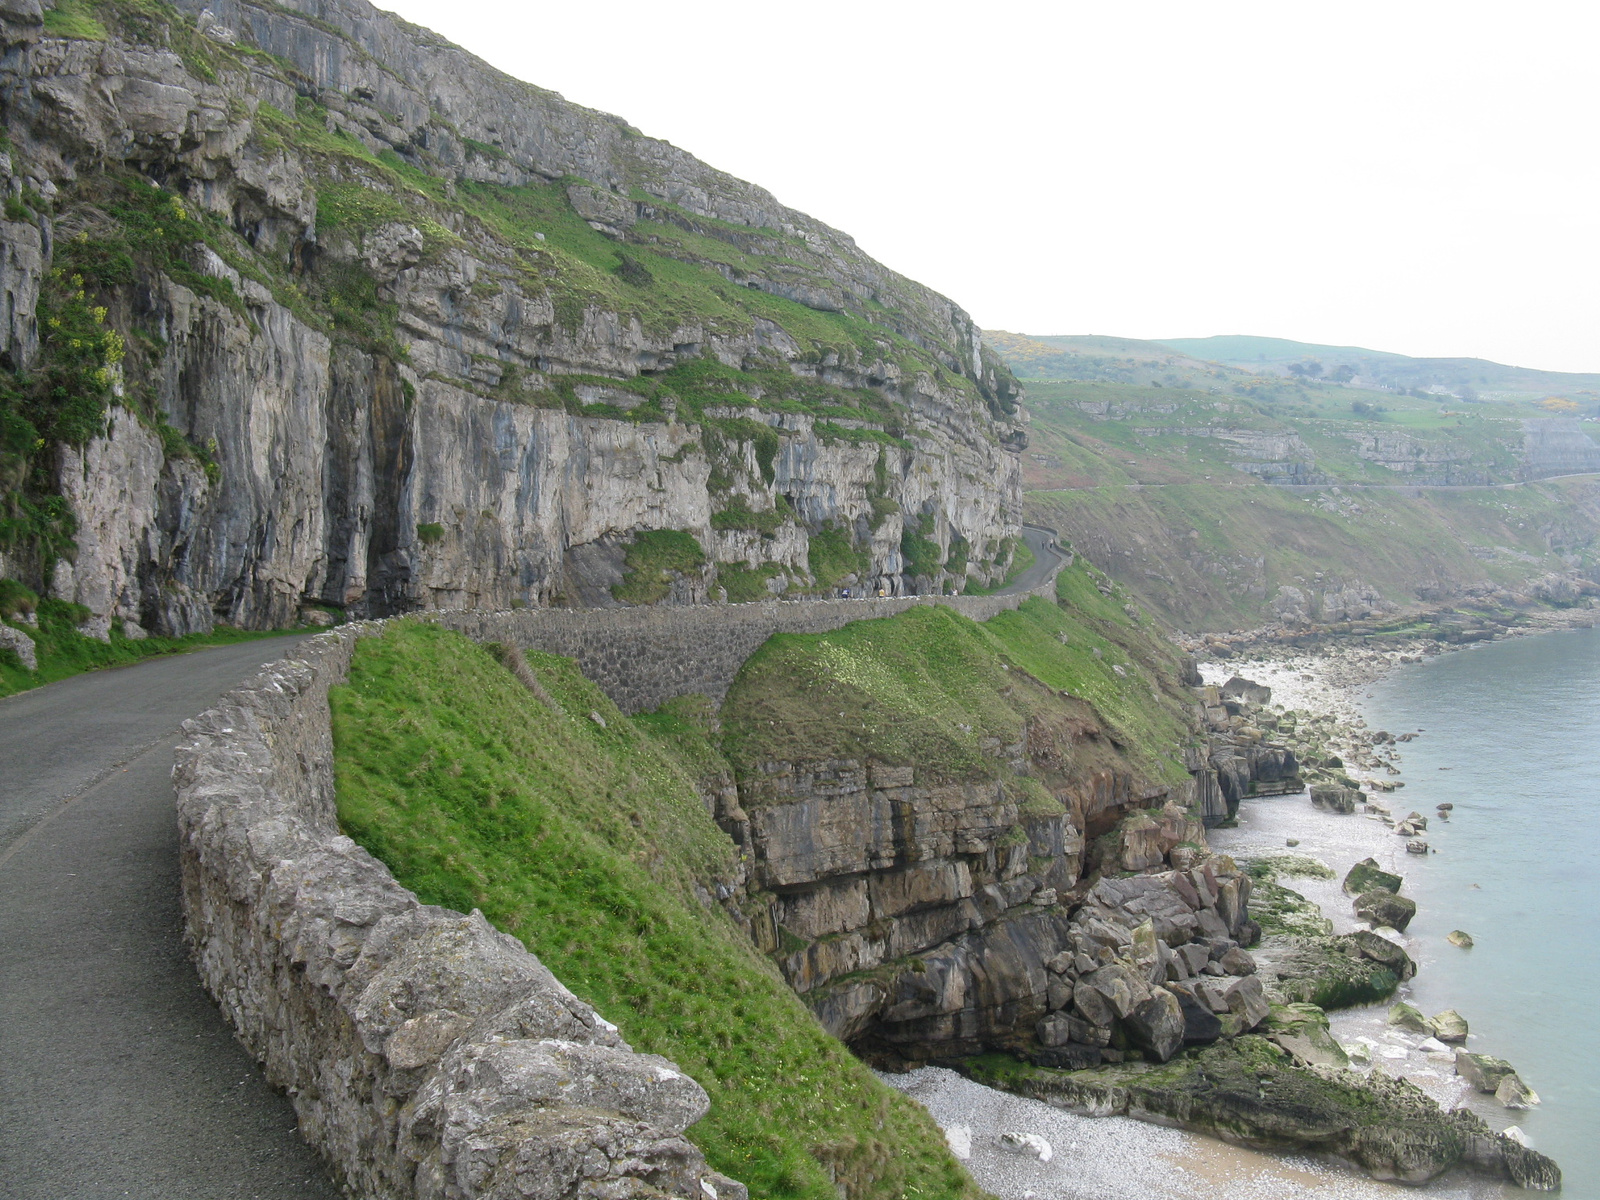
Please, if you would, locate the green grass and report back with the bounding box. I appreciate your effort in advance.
[0,596,301,698]
[806,526,869,589]
[720,592,1194,791]
[716,561,784,602]
[613,529,707,604]
[329,622,982,1200]
[42,0,108,39]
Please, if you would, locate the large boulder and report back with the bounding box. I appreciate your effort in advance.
[1261,933,1412,1009]
[1223,974,1270,1031]
[1345,930,1417,982]
[1456,1051,1518,1094]
[1125,990,1185,1063]
[1430,1009,1469,1043]
[1311,784,1359,814]
[1220,675,1272,705]
[1343,858,1403,896]
[1077,964,1142,1022]
[1355,889,1416,932]
[1173,989,1224,1045]
[1387,1002,1433,1035]
[1495,1074,1540,1109]
[1263,1003,1349,1068]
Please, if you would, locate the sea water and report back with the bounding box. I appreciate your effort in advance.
[1360,627,1600,1197]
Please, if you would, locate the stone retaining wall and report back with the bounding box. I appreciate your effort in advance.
[432,579,1060,714]
[173,625,747,1200]
[172,571,1063,1196]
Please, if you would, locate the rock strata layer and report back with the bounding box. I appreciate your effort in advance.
[0,0,1023,630]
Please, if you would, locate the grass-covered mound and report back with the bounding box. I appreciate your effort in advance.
[330,621,982,1200]
[721,589,1195,791]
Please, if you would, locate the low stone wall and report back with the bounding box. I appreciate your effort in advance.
[172,561,1064,1195]
[173,625,747,1200]
[433,579,1060,714]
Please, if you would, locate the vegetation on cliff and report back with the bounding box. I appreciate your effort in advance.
[1,0,1025,617]
[1003,369,1600,633]
[330,621,984,1200]
[720,587,1194,792]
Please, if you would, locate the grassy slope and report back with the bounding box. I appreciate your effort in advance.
[721,590,1194,792]
[0,598,299,697]
[1008,375,1600,633]
[330,622,983,1200]
[1027,480,1600,633]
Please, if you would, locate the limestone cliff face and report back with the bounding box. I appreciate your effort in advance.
[0,0,1024,631]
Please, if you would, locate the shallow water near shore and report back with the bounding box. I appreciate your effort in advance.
[1358,626,1600,1197]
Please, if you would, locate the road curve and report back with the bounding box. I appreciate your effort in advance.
[0,639,340,1199]
[1008,524,1069,594]
[0,541,1066,1197]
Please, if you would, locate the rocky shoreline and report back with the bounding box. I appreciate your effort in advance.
[1198,633,1570,1187]
[883,622,1581,1197]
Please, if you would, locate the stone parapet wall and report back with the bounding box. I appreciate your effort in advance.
[173,624,747,1200]
[432,580,1059,714]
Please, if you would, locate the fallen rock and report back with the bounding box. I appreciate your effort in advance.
[1219,947,1256,976]
[1355,889,1417,933]
[1388,1002,1434,1035]
[1224,974,1270,1031]
[1430,1009,1469,1044]
[1345,930,1417,982]
[1311,783,1359,814]
[1406,839,1429,855]
[0,625,37,672]
[1263,933,1411,1010]
[1447,929,1474,949]
[1264,1003,1349,1068]
[1125,990,1185,1063]
[1343,858,1403,896]
[1456,1050,1518,1094]
[1173,989,1224,1045]
[1496,1074,1540,1110]
[996,1132,1053,1161]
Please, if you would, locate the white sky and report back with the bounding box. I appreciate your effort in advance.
[379,0,1600,373]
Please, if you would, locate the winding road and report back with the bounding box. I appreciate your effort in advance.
[0,639,340,1199]
[0,532,1064,1196]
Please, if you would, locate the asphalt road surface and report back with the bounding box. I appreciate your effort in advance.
[0,540,1067,1197]
[1010,524,1068,594]
[0,639,341,1199]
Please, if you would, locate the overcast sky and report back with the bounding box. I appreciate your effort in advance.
[381,0,1600,373]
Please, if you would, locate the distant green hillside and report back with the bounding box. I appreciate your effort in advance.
[983,330,1242,389]
[1156,336,1407,367]
[983,342,1600,632]
[1156,336,1600,402]
[989,329,1600,404]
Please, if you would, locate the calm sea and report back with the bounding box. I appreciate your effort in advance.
[1364,626,1600,1197]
